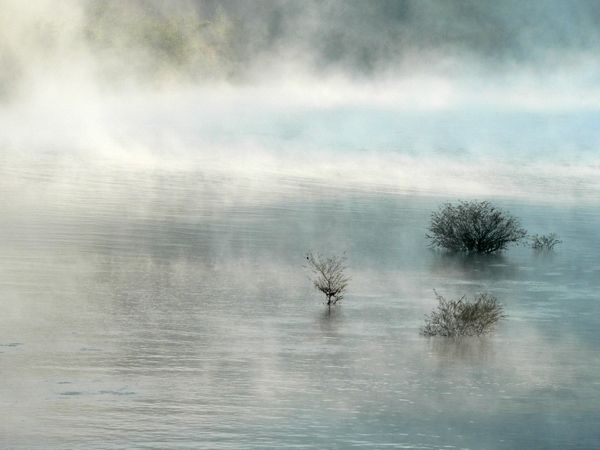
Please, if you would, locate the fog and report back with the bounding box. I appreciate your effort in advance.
[2,0,600,203]
[2,3,600,448]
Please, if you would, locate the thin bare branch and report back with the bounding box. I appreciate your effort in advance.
[422,291,506,337]
[305,252,350,308]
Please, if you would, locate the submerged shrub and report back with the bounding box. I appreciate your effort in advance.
[421,290,505,337]
[427,200,527,254]
[530,233,562,251]
[306,252,349,309]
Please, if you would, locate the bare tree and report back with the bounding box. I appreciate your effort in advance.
[427,200,527,254]
[305,252,350,310]
[421,290,505,337]
[530,233,562,251]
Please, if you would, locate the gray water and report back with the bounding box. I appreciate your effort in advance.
[1,158,600,449]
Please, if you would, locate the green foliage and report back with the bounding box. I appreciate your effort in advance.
[421,290,505,337]
[305,252,350,309]
[427,200,527,254]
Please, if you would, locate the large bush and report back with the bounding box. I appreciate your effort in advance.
[427,200,526,254]
[422,291,505,337]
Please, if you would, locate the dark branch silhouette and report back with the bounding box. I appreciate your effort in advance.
[305,252,349,310]
[427,200,526,254]
[422,290,505,337]
[530,233,562,251]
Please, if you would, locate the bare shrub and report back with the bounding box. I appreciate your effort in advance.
[530,233,562,251]
[305,252,349,309]
[421,290,505,337]
[427,200,527,254]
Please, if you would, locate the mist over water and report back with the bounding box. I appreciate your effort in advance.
[3,0,600,198]
[2,1,600,449]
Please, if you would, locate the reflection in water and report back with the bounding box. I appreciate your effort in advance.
[317,306,345,337]
[1,164,600,449]
[429,251,519,282]
[426,335,495,365]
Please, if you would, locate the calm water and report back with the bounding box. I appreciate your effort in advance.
[1,159,600,449]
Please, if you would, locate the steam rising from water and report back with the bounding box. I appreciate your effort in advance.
[2,0,600,201]
[3,4,600,448]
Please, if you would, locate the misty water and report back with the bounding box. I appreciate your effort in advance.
[2,150,600,449]
[4,1,600,446]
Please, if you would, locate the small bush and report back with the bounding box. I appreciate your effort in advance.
[530,233,562,251]
[427,200,527,254]
[421,290,505,337]
[305,252,349,309]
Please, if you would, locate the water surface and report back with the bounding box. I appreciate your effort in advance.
[1,161,599,449]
